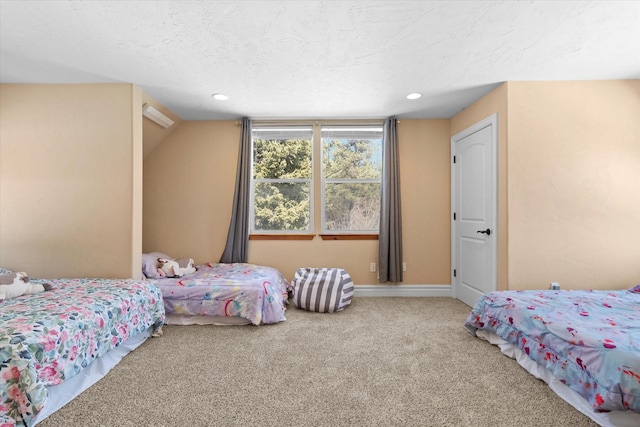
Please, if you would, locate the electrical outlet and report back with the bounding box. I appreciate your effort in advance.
[550,282,560,290]
[370,263,376,272]
[402,262,406,272]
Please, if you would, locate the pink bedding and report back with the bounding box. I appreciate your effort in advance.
[153,263,290,325]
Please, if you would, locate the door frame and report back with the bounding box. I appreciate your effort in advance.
[450,113,498,302]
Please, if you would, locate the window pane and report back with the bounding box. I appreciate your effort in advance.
[253,126,313,140]
[253,127,312,179]
[324,182,380,232]
[254,182,310,231]
[322,129,382,180]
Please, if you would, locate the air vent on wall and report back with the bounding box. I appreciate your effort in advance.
[142,103,174,128]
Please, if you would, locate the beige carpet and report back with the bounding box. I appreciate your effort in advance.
[39,297,598,427]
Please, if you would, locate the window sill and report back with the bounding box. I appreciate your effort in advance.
[249,234,379,241]
[319,234,378,241]
[249,234,315,240]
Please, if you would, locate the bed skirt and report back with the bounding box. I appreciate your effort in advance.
[165,314,252,326]
[33,326,154,425]
[476,330,640,427]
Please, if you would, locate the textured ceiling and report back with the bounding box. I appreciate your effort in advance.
[1,1,638,120]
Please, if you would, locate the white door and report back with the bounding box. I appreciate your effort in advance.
[451,114,497,307]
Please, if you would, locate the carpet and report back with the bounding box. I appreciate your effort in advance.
[39,297,599,426]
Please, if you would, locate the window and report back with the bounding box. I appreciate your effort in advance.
[321,126,383,233]
[250,123,383,236]
[251,126,313,233]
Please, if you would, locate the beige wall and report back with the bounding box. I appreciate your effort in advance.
[0,84,142,278]
[397,119,451,285]
[143,121,239,261]
[143,119,452,284]
[131,86,144,279]
[5,80,636,290]
[452,80,640,291]
[507,80,640,290]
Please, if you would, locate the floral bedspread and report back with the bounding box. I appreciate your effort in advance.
[154,263,290,325]
[0,278,165,426]
[464,289,640,413]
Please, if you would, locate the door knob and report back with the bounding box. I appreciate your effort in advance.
[477,228,491,236]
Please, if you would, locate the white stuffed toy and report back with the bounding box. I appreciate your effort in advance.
[0,272,52,300]
[158,257,196,278]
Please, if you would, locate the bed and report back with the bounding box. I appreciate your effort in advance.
[464,287,640,427]
[151,262,290,326]
[0,268,165,426]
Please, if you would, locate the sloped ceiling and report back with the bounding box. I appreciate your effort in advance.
[1,0,638,120]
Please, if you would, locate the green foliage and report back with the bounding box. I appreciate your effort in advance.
[324,182,380,231]
[323,139,381,179]
[252,134,382,232]
[323,138,382,231]
[254,182,310,231]
[253,138,311,179]
[253,138,312,231]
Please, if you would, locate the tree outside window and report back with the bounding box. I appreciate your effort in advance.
[322,126,382,233]
[250,124,382,235]
[251,127,312,232]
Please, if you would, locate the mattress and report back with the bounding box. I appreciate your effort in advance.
[33,326,153,425]
[476,329,640,427]
[153,262,290,325]
[0,277,165,426]
[465,289,640,415]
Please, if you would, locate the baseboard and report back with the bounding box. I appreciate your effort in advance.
[354,284,452,297]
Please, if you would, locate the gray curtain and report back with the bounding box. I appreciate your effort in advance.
[220,118,252,263]
[378,117,403,282]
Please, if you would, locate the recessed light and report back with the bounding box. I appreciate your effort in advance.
[212,93,229,101]
[406,92,422,100]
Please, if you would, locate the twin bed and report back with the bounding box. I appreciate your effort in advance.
[0,268,165,426]
[1,260,290,426]
[152,262,291,326]
[465,287,640,427]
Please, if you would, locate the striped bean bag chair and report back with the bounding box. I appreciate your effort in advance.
[291,267,354,312]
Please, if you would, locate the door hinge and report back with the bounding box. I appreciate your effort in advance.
[453,269,457,277]
[453,212,456,220]
[453,155,456,163]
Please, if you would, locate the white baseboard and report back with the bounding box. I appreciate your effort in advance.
[354,284,452,297]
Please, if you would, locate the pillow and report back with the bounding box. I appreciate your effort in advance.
[142,252,172,279]
[291,267,354,313]
[629,284,640,293]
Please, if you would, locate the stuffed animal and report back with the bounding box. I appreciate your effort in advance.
[0,272,52,300]
[158,257,196,278]
[142,252,171,279]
